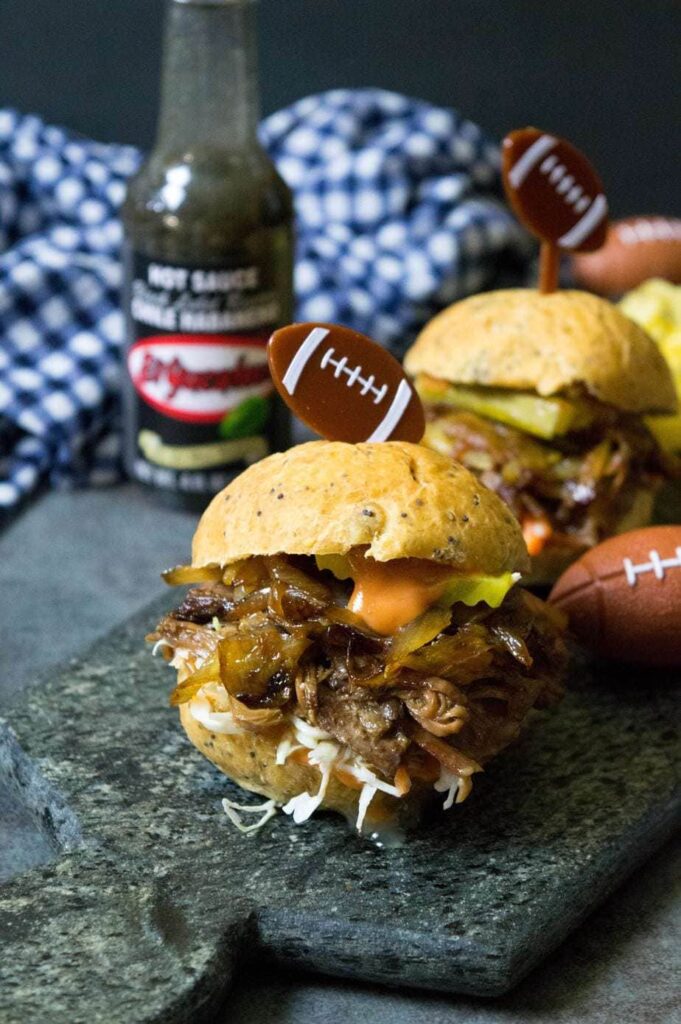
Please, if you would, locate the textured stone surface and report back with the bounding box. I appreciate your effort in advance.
[0,589,679,1023]
[228,829,681,1024]
[0,790,57,885]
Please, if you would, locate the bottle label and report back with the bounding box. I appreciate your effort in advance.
[128,334,272,422]
[125,254,281,496]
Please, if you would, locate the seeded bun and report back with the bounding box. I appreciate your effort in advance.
[180,703,413,828]
[404,289,677,414]
[192,440,529,576]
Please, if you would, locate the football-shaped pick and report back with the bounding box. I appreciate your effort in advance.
[268,322,425,444]
[549,525,681,666]
[502,127,608,252]
[572,216,681,295]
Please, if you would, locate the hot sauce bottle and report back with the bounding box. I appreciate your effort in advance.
[122,0,293,510]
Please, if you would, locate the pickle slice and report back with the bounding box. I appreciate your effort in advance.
[315,554,352,579]
[438,572,519,609]
[416,377,593,440]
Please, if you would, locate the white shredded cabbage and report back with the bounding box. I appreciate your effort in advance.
[170,646,197,670]
[434,767,461,810]
[341,762,401,798]
[282,762,332,823]
[278,719,402,831]
[151,638,174,657]
[221,797,277,834]
[190,697,245,735]
[307,739,341,766]
[356,783,377,833]
[275,736,303,765]
[289,715,334,746]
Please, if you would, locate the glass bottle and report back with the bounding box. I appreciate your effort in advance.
[121,0,293,511]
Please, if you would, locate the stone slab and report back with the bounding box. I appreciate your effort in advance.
[0,593,679,1023]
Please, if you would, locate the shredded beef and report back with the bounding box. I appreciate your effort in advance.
[174,585,235,623]
[295,663,324,722]
[317,676,410,777]
[151,613,219,664]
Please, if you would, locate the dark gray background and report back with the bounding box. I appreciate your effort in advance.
[0,0,679,216]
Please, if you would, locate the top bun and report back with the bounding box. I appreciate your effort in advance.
[404,289,677,414]
[192,440,529,576]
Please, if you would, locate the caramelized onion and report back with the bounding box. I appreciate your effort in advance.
[522,588,568,628]
[388,605,452,667]
[237,668,293,709]
[267,579,326,622]
[294,663,327,720]
[410,676,466,699]
[169,657,220,706]
[490,625,532,667]
[353,672,388,690]
[412,712,466,738]
[228,589,269,619]
[162,563,224,586]
[265,555,332,604]
[324,604,380,633]
[217,623,311,696]
[231,557,269,597]
[398,626,494,683]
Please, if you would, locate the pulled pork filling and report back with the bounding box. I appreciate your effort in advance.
[149,555,567,803]
[422,402,675,555]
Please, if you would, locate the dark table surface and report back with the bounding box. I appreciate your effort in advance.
[1,484,679,1024]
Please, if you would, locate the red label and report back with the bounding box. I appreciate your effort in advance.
[127,334,273,423]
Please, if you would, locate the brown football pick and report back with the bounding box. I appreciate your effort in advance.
[268,322,425,445]
[502,127,609,293]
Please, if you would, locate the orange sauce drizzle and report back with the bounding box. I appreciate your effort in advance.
[347,550,453,635]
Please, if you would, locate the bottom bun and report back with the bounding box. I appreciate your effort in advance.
[179,703,431,834]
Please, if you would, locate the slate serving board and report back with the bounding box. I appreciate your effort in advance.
[0,592,679,1024]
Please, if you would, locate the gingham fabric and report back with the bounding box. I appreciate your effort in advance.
[261,91,531,352]
[0,90,533,512]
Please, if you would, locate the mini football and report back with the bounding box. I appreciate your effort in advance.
[549,525,681,666]
[572,216,681,295]
[268,322,425,444]
[502,127,608,252]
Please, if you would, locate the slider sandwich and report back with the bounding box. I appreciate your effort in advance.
[405,289,678,583]
[149,440,567,835]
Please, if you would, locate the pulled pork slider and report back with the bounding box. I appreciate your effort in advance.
[405,289,678,583]
[149,441,567,835]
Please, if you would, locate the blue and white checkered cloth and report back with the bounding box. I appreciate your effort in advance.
[0,89,532,512]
